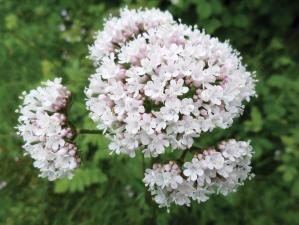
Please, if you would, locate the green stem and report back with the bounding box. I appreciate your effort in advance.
[180,150,189,161]
[76,129,103,135]
[179,146,201,164]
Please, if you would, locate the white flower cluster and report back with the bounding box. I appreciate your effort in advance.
[16,78,80,181]
[143,140,253,208]
[89,8,173,64]
[86,8,256,157]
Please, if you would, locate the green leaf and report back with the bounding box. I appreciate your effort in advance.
[210,0,223,15]
[252,138,274,159]
[41,60,55,78]
[196,0,212,19]
[269,38,284,50]
[282,167,297,182]
[5,14,18,30]
[233,14,249,28]
[206,18,221,33]
[267,75,288,88]
[274,56,294,68]
[157,214,169,225]
[54,177,70,194]
[291,179,299,197]
[54,167,107,193]
[245,107,263,132]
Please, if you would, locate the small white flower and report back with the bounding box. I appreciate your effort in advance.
[98,54,121,79]
[143,134,169,157]
[165,78,188,97]
[140,113,157,134]
[183,158,204,181]
[201,85,224,105]
[207,151,225,170]
[124,114,141,134]
[180,98,194,115]
[160,98,181,122]
[144,77,166,100]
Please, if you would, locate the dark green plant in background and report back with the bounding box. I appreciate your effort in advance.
[1,0,299,224]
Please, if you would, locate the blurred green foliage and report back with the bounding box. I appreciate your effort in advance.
[1,0,299,224]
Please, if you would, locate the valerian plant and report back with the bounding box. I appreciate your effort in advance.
[16,8,256,210]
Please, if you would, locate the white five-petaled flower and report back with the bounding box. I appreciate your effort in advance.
[165,79,189,97]
[183,158,204,181]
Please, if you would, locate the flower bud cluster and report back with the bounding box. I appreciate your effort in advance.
[89,7,174,64]
[16,78,80,180]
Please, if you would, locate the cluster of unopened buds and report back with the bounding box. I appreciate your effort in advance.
[16,7,256,209]
[16,78,80,180]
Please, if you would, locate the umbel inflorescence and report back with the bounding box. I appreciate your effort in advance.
[86,7,256,208]
[143,140,253,208]
[85,8,255,158]
[16,78,80,180]
[16,7,256,209]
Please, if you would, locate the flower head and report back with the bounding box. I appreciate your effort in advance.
[16,78,80,181]
[144,139,253,208]
[86,8,256,157]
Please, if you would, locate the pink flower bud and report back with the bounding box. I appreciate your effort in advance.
[193,81,201,87]
[118,68,126,79]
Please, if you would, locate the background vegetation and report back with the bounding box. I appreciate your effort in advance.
[1,0,299,224]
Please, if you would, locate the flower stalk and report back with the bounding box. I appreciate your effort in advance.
[76,129,103,135]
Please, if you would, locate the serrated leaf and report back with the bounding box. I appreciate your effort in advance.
[54,167,107,193]
[54,177,70,193]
